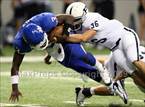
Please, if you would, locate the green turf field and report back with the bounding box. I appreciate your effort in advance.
[0,61,145,107]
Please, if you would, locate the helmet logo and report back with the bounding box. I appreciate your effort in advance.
[32,26,43,34]
[83,6,88,16]
[83,6,87,14]
[51,17,57,22]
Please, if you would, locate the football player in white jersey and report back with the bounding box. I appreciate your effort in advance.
[75,46,145,106]
[64,1,145,77]
[49,2,145,105]
[52,1,145,94]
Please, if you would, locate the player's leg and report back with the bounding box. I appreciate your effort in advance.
[70,58,127,105]
[91,50,127,101]
[75,59,128,105]
[83,52,113,85]
[68,59,102,106]
[91,85,112,95]
[81,84,123,96]
[112,49,135,75]
[123,27,145,79]
[81,52,96,66]
[113,48,145,83]
[76,80,125,104]
[114,69,145,93]
[69,59,102,82]
[131,71,145,90]
[61,43,102,82]
[113,69,145,93]
[132,61,145,79]
[112,48,145,93]
[75,52,131,104]
[61,43,127,104]
[95,59,112,85]
[126,44,145,81]
[75,85,112,106]
[71,59,114,106]
[80,85,113,97]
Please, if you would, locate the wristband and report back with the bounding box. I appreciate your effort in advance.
[11,75,19,84]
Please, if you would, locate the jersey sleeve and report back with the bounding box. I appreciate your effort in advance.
[13,37,32,54]
[41,13,58,32]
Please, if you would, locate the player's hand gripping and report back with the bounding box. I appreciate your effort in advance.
[44,54,52,65]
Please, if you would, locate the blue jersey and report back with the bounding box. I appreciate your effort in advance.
[13,12,58,54]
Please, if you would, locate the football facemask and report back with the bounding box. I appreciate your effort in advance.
[35,33,49,50]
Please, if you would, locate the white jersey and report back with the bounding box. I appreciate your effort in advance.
[80,12,125,50]
[74,12,140,64]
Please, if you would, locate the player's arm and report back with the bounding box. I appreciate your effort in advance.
[64,29,96,43]
[9,51,25,102]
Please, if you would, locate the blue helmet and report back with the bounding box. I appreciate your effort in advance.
[23,23,48,50]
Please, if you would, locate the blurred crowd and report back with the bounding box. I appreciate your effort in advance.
[0,0,145,56]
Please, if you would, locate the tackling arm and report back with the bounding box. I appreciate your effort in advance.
[62,29,96,43]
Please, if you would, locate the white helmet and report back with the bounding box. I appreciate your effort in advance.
[66,2,88,24]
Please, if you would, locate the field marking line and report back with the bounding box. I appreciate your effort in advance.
[129,99,145,102]
[63,100,91,104]
[0,103,48,107]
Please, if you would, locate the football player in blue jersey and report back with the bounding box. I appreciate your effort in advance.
[9,12,75,102]
[10,12,103,103]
